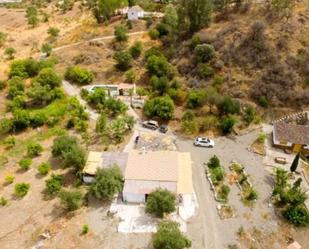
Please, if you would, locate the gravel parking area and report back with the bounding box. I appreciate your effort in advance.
[177,129,280,249]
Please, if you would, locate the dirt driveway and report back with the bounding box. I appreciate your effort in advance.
[176,129,280,249]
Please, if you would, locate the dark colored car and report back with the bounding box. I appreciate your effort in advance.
[159,125,168,133]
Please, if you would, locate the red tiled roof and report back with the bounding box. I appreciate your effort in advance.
[273,122,309,145]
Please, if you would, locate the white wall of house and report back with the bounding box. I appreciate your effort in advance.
[128,10,144,20]
[123,192,145,203]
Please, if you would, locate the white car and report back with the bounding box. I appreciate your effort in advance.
[194,137,215,148]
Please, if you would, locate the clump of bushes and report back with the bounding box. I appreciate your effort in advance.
[14,183,30,197]
[220,116,236,134]
[52,135,86,172]
[143,96,175,120]
[45,174,63,195]
[27,142,43,157]
[19,158,32,171]
[146,188,176,218]
[65,66,93,85]
[37,162,51,175]
[4,175,14,184]
[59,189,84,211]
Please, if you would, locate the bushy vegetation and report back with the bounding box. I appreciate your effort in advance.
[90,166,123,200]
[27,142,43,157]
[65,66,93,85]
[113,51,132,71]
[37,162,51,175]
[146,188,176,218]
[52,135,86,172]
[14,183,30,197]
[144,96,174,120]
[19,158,32,171]
[272,168,309,226]
[59,189,84,211]
[45,174,63,195]
[153,220,191,249]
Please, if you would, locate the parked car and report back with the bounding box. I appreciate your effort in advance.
[142,120,159,130]
[159,124,168,133]
[194,137,215,148]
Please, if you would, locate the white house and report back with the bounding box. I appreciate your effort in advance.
[123,150,193,203]
[127,5,144,20]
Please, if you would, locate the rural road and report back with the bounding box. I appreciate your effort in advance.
[53,31,147,52]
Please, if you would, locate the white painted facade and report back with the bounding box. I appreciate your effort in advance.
[128,6,144,20]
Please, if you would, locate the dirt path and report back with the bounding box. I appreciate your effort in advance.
[53,31,147,52]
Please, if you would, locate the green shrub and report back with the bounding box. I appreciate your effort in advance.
[47,27,60,37]
[243,105,256,124]
[35,67,61,88]
[7,95,26,111]
[257,132,266,143]
[244,188,258,201]
[207,155,220,169]
[4,47,16,59]
[153,220,191,249]
[0,197,8,206]
[194,44,215,63]
[37,162,51,175]
[198,64,214,79]
[113,51,132,71]
[218,184,230,201]
[198,116,218,132]
[146,188,176,218]
[149,28,160,40]
[52,135,78,157]
[182,110,195,121]
[129,41,142,58]
[8,76,25,98]
[114,25,128,42]
[218,96,240,115]
[144,96,175,120]
[3,136,16,149]
[181,120,198,135]
[19,158,32,171]
[59,189,83,211]
[12,109,31,131]
[210,166,225,183]
[125,69,137,83]
[65,66,93,85]
[283,205,309,226]
[14,183,30,197]
[82,224,89,234]
[41,43,52,56]
[190,35,201,50]
[4,175,14,184]
[258,96,268,108]
[0,80,6,90]
[220,116,236,134]
[27,142,43,157]
[45,174,63,195]
[146,55,171,78]
[186,90,206,109]
[90,166,123,200]
[30,112,48,128]
[9,59,40,78]
[0,118,13,135]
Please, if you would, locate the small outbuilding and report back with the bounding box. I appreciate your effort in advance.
[127,5,144,20]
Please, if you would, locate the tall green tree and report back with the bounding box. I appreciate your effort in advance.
[93,0,128,23]
[153,220,191,249]
[178,0,213,34]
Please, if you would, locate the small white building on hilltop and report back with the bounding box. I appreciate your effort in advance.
[127,5,144,20]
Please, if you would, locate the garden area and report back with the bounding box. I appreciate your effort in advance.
[229,162,258,205]
[205,155,235,219]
